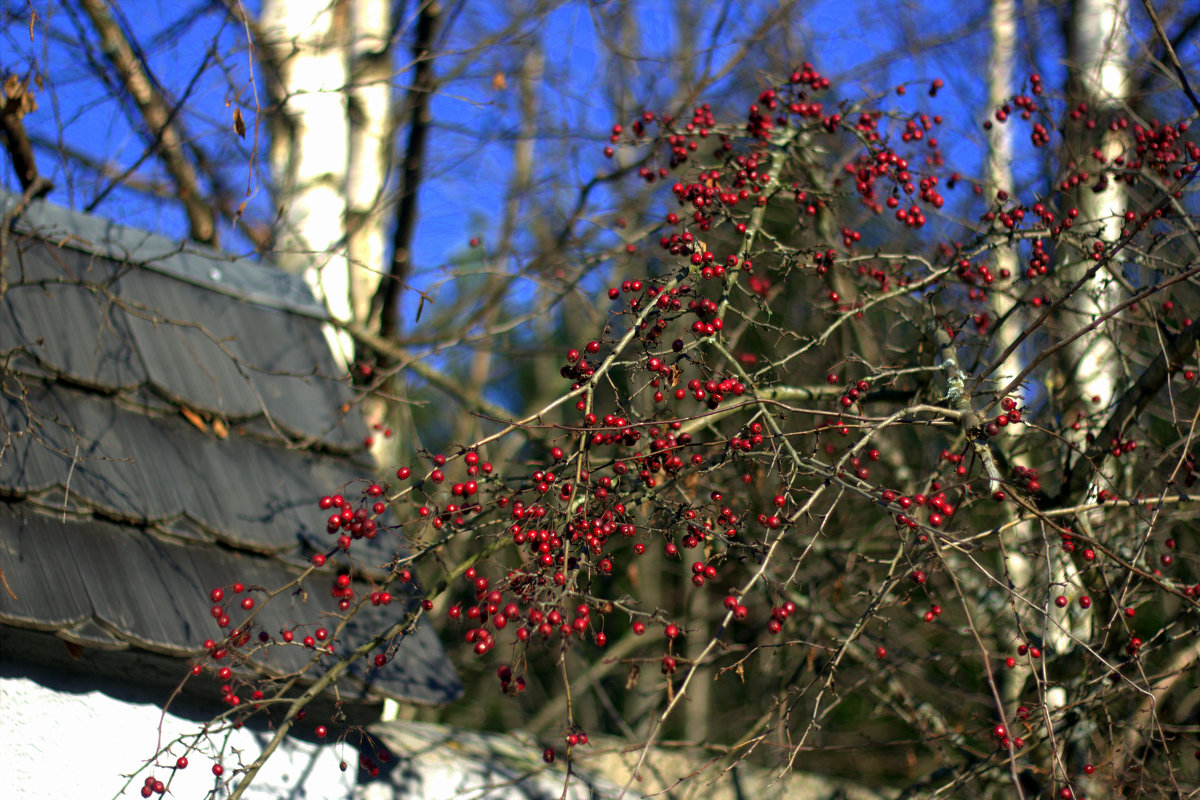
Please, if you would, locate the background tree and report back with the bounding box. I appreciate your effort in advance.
[4,1,1200,798]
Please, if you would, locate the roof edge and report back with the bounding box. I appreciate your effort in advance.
[1,189,326,318]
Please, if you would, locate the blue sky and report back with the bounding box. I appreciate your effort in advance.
[3,2,995,245]
[3,0,1191,336]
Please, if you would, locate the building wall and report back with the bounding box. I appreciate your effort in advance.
[0,663,355,800]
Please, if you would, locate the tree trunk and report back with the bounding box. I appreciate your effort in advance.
[1052,0,1129,786]
[346,0,392,327]
[261,0,353,354]
[1062,0,1128,414]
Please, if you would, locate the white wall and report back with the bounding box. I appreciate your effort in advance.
[0,670,354,800]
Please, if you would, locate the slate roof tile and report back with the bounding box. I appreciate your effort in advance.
[0,192,460,707]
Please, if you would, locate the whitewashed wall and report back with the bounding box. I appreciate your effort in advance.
[0,667,354,800]
[0,663,608,800]
[2,665,877,800]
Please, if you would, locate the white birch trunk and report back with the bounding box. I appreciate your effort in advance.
[1066,0,1128,413]
[986,0,1018,313]
[1053,0,1128,780]
[346,0,391,326]
[983,0,1040,712]
[344,0,397,469]
[261,0,353,360]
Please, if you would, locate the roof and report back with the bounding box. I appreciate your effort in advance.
[0,190,461,708]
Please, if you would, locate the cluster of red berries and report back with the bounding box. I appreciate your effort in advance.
[207,583,254,630]
[765,601,797,635]
[1012,464,1043,495]
[319,486,382,547]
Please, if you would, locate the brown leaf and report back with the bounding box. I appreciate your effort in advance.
[668,363,683,388]
[181,407,207,432]
[233,107,246,139]
[3,74,37,118]
[491,72,507,91]
[63,641,83,659]
[625,664,640,690]
[212,417,229,439]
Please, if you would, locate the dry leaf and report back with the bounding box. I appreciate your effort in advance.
[233,106,246,138]
[668,363,683,388]
[212,418,229,439]
[3,74,37,118]
[736,662,744,683]
[181,407,207,432]
[625,664,640,690]
[491,72,507,91]
[64,641,84,659]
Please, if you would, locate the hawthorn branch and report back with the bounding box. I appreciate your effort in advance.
[0,171,54,298]
[986,256,1200,408]
[1118,638,1200,777]
[1056,316,1200,505]
[1139,0,1200,115]
[978,164,1200,407]
[225,530,510,800]
[344,320,514,423]
[935,325,1005,491]
[78,0,215,244]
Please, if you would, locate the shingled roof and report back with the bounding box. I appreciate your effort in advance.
[0,190,461,709]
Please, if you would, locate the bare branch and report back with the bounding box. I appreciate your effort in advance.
[78,0,216,244]
[372,0,441,340]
